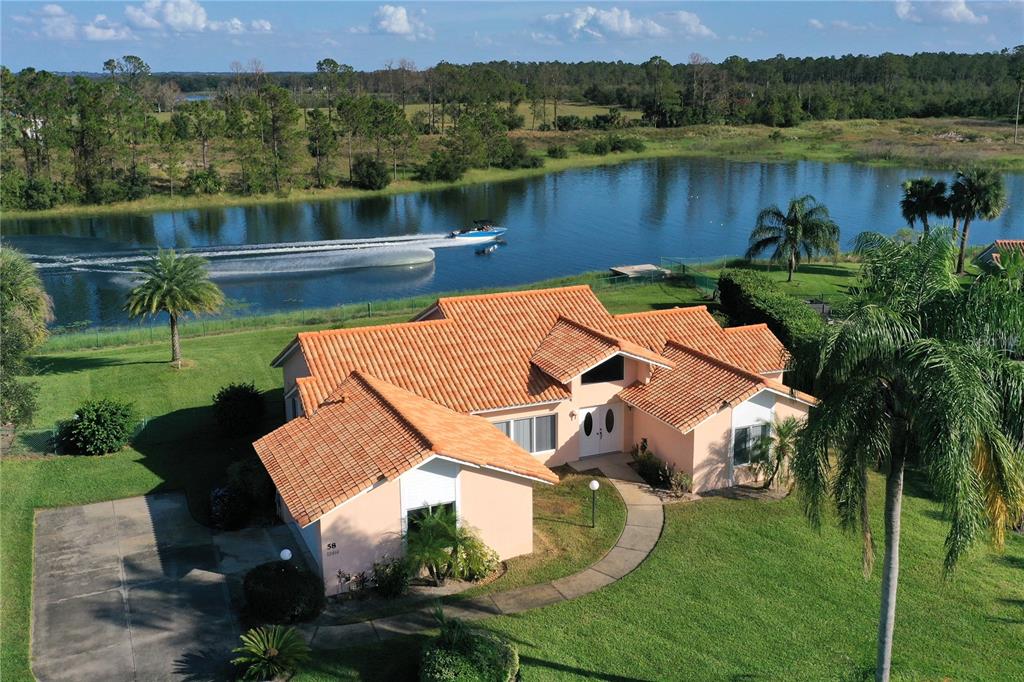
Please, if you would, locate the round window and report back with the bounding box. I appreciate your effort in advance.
[605,409,615,433]
[583,412,594,436]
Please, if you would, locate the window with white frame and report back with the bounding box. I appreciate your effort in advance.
[733,423,771,466]
[492,415,556,453]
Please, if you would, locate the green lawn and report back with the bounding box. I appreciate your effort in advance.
[294,473,1024,681]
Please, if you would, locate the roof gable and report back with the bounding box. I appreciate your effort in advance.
[530,316,673,384]
[254,371,558,526]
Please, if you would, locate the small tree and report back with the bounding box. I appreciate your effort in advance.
[0,248,52,430]
[898,177,948,236]
[744,195,840,281]
[350,154,390,190]
[232,625,310,681]
[949,168,1007,274]
[213,382,265,436]
[752,416,802,490]
[57,399,138,455]
[305,108,338,188]
[124,251,224,367]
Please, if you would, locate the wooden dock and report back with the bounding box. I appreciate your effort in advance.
[609,264,670,279]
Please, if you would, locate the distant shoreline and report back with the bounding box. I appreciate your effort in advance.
[4,118,1021,222]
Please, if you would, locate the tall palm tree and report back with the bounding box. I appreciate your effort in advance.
[898,177,947,235]
[745,195,840,282]
[125,250,224,367]
[792,229,1024,682]
[949,168,1008,274]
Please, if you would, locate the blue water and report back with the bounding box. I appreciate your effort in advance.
[3,157,1021,327]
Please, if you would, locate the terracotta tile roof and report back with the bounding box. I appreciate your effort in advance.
[618,342,814,433]
[530,317,673,384]
[254,371,557,526]
[283,287,793,417]
[607,309,788,374]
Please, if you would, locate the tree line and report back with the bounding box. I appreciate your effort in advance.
[2,49,1021,211]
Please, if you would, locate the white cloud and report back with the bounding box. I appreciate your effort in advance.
[352,5,432,40]
[122,0,272,34]
[39,4,77,39]
[210,17,245,34]
[544,6,667,40]
[831,19,869,31]
[12,15,34,24]
[808,18,825,30]
[543,6,713,41]
[938,0,987,24]
[895,1,988,25]
[530,31,562,46]
[660,10,716,38]
[83,14,136,41]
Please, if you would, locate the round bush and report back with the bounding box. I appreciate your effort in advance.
[209,484,250,530]
[57,399,138,456]
[243,560,325,624]
[212,382,265,436]
[351,154,391,190]
[226,458,275,510]
[420,632,518,682]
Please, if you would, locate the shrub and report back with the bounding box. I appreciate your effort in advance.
[351,154,390,190]
[243,560,325,623]
[420,623,519,682]
[415,149,468,183]
[209,484,250,530]
[212,381,265,436]
[226,458,275,510]
[717,269,825,351]
[577,137,610,155]
[57,399,138,456]
[405,506,498,586]
[184,166,223,195]
[372,555,411,598]
[494,138,542,170]
[630,440,689,495]
[231,625,310,681]
[668,470,693,496]
[546,144,568,159]
[609,135,646,153]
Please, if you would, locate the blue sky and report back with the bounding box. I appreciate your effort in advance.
[2,1,1020,72]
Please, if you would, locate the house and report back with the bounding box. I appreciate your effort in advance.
[974,240,1024,269]
[254,285,815,594]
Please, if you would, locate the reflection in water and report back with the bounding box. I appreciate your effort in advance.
[4,157,1021,326]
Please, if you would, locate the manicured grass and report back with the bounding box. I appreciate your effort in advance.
[294,472,1024,681]
[6,117,1019,221]
[464,468,627,597]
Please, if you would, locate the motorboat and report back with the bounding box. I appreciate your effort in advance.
[447,219,507,243]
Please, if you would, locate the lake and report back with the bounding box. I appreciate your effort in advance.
[3,157,1021,327]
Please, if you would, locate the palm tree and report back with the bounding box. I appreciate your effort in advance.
[898,177,947,235]
[753,416,802,491]
[124,250,223,367]
[792,229,1024,682]
[745,195,840,281]
[949,168,1008,274]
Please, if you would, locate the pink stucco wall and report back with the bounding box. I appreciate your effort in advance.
[281,349,311,419]
[691,409,735,492]
[458,467,534,560]
[316,479,403,596]
[631,408,693,474]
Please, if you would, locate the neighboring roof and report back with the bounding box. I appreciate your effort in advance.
[530,316,673,384]
[254,371,558,526]
[975,240,1024,266]
[618,342,815,433]
[280,286,792,417]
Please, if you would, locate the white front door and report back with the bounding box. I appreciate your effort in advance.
[579,404,624,457]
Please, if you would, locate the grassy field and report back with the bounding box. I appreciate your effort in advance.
[294,472,1024,681]
[5,116,1020,221]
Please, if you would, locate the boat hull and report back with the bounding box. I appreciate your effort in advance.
[449,227,507,243]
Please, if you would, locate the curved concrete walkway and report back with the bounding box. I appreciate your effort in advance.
[302,453,664,649]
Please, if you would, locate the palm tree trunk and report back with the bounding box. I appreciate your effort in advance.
[1015,82,1022,145]
[788,254,795,282]
[875,449,905,682]
[170,314,182,368]
[921,215,929,237]
[956,217,972,274]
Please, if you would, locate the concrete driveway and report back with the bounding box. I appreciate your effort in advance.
[32,493,300,681]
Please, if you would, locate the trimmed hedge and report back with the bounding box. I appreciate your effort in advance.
[717,269,824,350]
[420,632,519,682]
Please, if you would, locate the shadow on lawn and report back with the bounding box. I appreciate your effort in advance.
[28,355,168,374]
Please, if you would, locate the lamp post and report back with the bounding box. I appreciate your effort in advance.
[589,479,600,528]
[279,548,293,561]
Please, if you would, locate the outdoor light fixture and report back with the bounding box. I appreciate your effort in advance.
[279,548,293,561]
[589,479,600,528]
